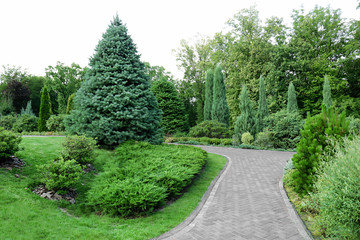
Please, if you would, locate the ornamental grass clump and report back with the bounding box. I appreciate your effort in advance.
[313,136,360,239]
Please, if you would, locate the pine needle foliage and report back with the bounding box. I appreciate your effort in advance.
[322,75,332,109]
[65,15,163,147]
[291,106,349,196]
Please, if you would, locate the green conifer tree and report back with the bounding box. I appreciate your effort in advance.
[287,82,298,113]
[204,69,214,121]
[38,86,52,132]
[65,15,163,147]
[234,85,255,142]
[323,75,332,109]
[66,93,75,114]
[211,65,229,126]
[255,76,269,133]
[151,79,189,134]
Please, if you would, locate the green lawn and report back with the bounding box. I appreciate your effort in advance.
[0,137,226,240]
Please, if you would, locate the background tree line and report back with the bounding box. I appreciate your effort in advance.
[174,5,360,127]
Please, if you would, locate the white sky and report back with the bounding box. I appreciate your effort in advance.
[0,0,359,79]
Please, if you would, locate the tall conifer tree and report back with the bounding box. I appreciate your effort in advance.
[211,65,229,126]
[204,69,214,121]
[234,85,255,141]
[287,82,298,113]
[65,15,162,146]
[151,79,189,134]
[323,76,332,109]
[255,76,268,133]
[38,86,52,132]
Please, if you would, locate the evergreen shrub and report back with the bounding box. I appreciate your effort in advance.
[61,135,97,165]
[39,157,83,191]
[291,107,349,195]
[46,114,66,132]
[189,120,230,139]
[12,114,38,133]
[0,127,21,161]
[265,110,304,149]
[254,130,273,148]
[313,136,360,239]
[86,141,206,216]
[0,115,17,130]
[241,132,254,145]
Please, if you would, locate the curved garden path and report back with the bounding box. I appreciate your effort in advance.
[156,146,311,240]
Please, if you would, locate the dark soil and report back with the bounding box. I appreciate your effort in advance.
[0,156,25,171]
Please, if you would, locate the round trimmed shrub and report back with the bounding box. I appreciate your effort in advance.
[241,132,254,145]
[12,114,38,133]
[313,136,360,239]
[0,127,21,161]
[46,114,66,132]
[189,120,230,139]
[39,157,83,191]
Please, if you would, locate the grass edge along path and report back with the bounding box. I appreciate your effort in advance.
[0,137,227,240]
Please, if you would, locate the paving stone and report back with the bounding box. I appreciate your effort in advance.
[157,146,308,240]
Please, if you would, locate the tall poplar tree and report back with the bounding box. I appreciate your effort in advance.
[65,15,163,147]
[204,69,214,121]
[287,82,298,113]
[38,86,52,132]
[323,76,332,109]
[211,65,229,126]
[234,85,255,141]
[255,76,268,133]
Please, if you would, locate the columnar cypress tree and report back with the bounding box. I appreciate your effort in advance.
[234,85,255,141]
[66,93,75,114]
[204,69,214,121]
[151,79,189,134]
[211,65,229,126]
[38,86,52,132]
[287,82,298,113]
[323,75,332,109]
[65,15,163,147]
[255,76,268,133]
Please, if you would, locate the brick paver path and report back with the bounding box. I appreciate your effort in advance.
[160,146,306,240]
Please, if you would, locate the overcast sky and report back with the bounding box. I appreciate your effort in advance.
[0,0,359,79]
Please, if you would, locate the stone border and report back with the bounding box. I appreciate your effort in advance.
[153,154,232,239]
[279,179,314,240]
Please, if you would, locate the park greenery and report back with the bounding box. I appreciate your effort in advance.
[0,4,359,239]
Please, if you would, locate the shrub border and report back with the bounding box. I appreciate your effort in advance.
[154,154,231,239]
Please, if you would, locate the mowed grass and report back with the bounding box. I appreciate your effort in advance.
[0,137,227,240]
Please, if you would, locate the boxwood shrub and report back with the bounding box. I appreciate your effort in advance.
[86,141,207,217]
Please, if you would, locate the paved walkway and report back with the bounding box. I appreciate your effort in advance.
[156,146,311,240]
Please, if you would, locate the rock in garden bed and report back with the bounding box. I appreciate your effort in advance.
[0,156,25,170]
[32,185,77,204]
